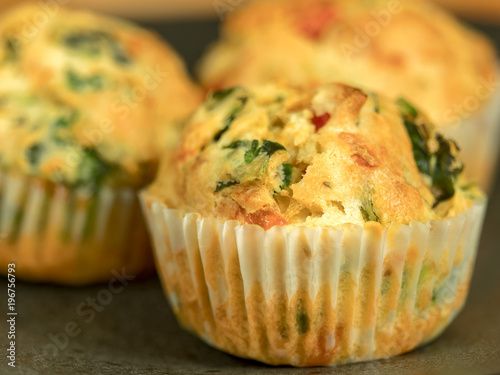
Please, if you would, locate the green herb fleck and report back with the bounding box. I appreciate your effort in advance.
[25,144,44,167]
[323,181,332,188]
[66,70,104,92]
[397,97,418,118]
[360,199,379,222]
[63,32,131,65]
[397,99,464,208]
[280,164,293,190]
[260,140,286,156]
[296,304,309,335]
[52,112,78,129]
[76,148,112,189]
[213,124,230,142]
[64,32,104,55]
[209,87,238,106]
[215,180,240,192]
[224,140,251,150]
[224,139,287,163]
[431,289,438,306]
[274,164,293,195]
[244,140,260,164]
[109,41,130,65]
[432,135,464,207]
[213,96,248,141]
[221,140,288,190]
[403,119,432,175]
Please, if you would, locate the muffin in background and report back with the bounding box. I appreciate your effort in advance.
[198,0,500,191]
[0,4,202,285]
[2,4,202,156]
[142,83,485,366]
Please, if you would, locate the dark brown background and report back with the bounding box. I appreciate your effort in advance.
[0,19,499,375]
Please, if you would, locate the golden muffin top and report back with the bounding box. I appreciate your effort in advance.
[198,0,497,127]
[150,83,479,230]
[0,4,202,189]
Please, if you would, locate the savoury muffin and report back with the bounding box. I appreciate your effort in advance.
[198,0,500,190]
[3,4,202,153]
[0,5,202,285]
[141,83,485,366]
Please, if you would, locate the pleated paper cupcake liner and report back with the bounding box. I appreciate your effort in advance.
[0,172,154,285]
[441,79,500,192]
[141,190,486,367]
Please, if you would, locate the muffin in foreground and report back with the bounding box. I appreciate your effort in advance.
[0,5,202,285]
[198,0,500,191]
[141,83,485,366]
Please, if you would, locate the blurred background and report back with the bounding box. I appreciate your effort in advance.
[1,0,497,80]
[1,0,500,22]
[1,0,499,76]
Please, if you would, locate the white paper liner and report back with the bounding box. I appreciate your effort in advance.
[441,81,500,192]
[141,191,486,367]
[0,172,154,285]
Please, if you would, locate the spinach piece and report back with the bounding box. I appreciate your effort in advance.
[244,140,260,164]
[397,97,418,118]
[215,180,240,193]
[66,70,104,92]
[432,135,464,206]
[224,139,261,164]
[280,164,293,190]
[51,112,79,145]
[76,148,111,189]
[260,140,286,156]
[360,199,379,222]
[213,124,230,142]
[63,31,131,65]
[213,96,248,141]
[64,32,104,55]
[108,40,131,65]
[224,139,287,163]
[53,112,78,129]
[403,119,432,175]
[25,144,44,167]
[397,99,463,207]
[221,140,288,191]
[273,164,293,195]
[224,140,252,150]
[209,87,238,106]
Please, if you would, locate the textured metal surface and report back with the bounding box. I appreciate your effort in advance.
[0,20,500,375]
